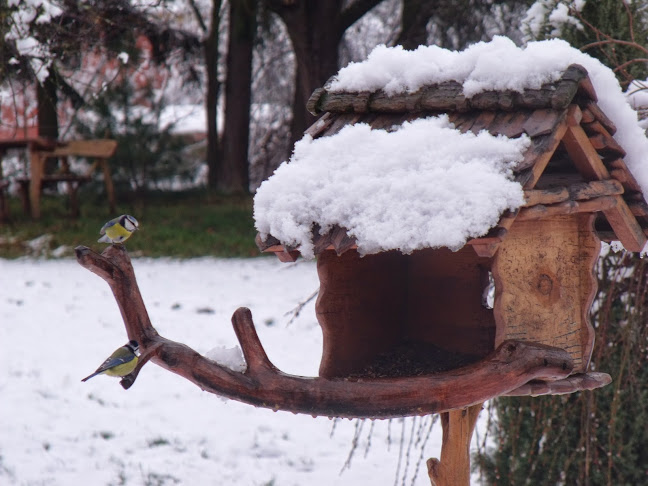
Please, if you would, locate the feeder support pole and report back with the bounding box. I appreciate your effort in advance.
[427,402,483,486]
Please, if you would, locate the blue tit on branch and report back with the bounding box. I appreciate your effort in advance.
[98,215,139,244]
[81,340,140,382]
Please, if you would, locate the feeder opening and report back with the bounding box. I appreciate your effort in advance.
[316,246,496,379]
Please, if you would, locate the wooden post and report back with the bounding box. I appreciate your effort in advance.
[100,159,116,214]
[0,149,9,222]
[28,148,45,219]
[67,180,80,218]
[427,403,483,486]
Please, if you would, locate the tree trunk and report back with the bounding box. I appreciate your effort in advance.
[272,0,383,145]
[37,74,59,139]
[396,0,436,50]
[279,1,342,145]
[220,0,257,193]
[205,0,223,190]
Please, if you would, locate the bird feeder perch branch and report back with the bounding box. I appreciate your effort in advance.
[75,244,575,419]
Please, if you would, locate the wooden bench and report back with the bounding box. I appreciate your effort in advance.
[24,139,117,218]
[16,174,92,218]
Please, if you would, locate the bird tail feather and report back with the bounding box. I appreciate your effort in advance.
[81,371,101,382]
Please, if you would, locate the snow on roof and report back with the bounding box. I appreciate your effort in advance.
[328,37,648,194]
[254,116,529,258]
[254,37,648,259]
[626,80,648,131]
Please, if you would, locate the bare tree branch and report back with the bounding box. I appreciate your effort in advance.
[580,38,648,56]
[187,0,209,34]
[569,2,648,85]
[284,288,318,325]
[339,0,385,33]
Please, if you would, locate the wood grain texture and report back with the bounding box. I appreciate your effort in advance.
[603,196,648,252]
[492,214,600,374]
[517,195,618,221]
[406,247,496,357]
[562,124,611,180]
[504,372,611,396]
[428,403,484,486]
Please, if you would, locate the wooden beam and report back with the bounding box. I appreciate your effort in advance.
[524,186,569,206]
[562,124,610,180]
[517,196,618,221]
[28,149,45,219]
[504,372,612,396]
[517,113,570,188]
[100,159,116,213]
[603,196,648,251]
[560,126,646,249]
[568,179,624,200]
[428,403,483,486]
[523,180,624,207]
[493,215,599,374]
[566,103,583,126]
[48,139,118,158]
[597,229,648,241]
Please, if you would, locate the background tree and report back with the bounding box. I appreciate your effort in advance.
[1,0,202,185]
[265,0,386,145]
[248,9,294,188]
[397,0,532,50]
[220,0,257,193]
[188,0,225,191]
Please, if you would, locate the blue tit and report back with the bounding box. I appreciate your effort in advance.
[98,214,139,244]
[81,340,140,382]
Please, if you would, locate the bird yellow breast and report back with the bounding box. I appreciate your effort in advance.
[104,357,139,377]
[105,224,133,242]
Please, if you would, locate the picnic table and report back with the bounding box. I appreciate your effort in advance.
[0,136,117,219]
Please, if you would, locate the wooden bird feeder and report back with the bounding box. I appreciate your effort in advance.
[76,64,648,486]
[253,64,648,484]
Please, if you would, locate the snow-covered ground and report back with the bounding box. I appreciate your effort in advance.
[0,256,488,486]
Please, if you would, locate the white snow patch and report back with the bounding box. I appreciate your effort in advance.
[206,345,247,372]
[255,115,528,258]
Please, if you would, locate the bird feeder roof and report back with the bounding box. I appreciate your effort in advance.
[254,38,648,260]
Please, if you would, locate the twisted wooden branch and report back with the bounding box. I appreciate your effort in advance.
[504,371,612,397]
[75,245,575,419]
